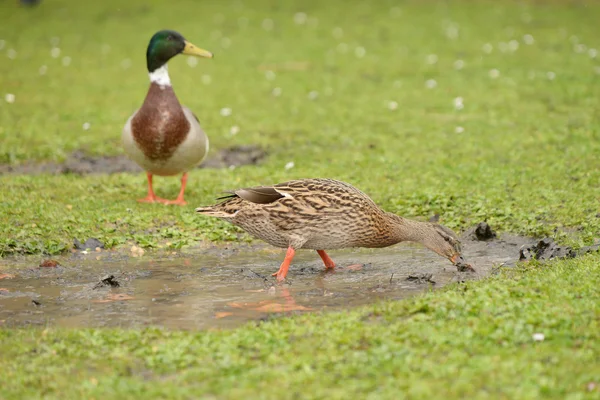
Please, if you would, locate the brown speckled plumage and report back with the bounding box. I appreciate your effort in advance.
[196,178,473,280]
[131,83,191,161]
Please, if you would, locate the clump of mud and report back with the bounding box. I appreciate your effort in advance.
[465,222,497,241]
[201,145,267,169]
[519,237,600,261]
[458,222,600,264]
[93,274,121,289]
[39,259,60,268]
[0,145,267,176]
[406,273,436,285]
[74,238,104,251]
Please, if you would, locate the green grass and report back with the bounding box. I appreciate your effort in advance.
[1,0,599,255]
[1,0,600,398]
[2,257,600,399]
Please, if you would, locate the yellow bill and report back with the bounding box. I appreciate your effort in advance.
[182,41,213,58]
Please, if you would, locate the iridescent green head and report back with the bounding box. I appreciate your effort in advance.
[146,30,213,72]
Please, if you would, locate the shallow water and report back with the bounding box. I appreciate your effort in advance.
[0,236,526,330]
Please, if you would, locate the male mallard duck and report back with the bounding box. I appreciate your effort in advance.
[196,178,473,281]
[123,30,213,205]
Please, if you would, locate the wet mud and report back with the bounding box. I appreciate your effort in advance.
[0,145,266,176]
[465,221,497,241]
[0,234,529,330]
[519,237,600,261]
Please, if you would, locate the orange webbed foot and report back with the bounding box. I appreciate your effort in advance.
[317,250,336,269]
[271,271,287,282]
[272,247,296,283]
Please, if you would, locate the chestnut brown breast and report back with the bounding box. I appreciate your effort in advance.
[131,83,190,161]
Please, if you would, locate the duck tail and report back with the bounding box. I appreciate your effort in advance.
[195,206,236,218]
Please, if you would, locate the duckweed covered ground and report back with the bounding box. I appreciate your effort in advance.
[1,0,599,398]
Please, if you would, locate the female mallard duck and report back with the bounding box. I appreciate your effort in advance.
[196,178,473,281]
[123,30,213,206]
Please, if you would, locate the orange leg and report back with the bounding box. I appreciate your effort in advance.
[137,173,169,204]
[164,173,188,206]
[271,246,296,282]
[317,250,336,269]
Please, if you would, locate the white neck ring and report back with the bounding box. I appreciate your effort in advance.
[149,65,171,87]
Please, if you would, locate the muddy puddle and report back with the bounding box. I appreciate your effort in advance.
[0,235,528,330]
[0,145,266,175]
